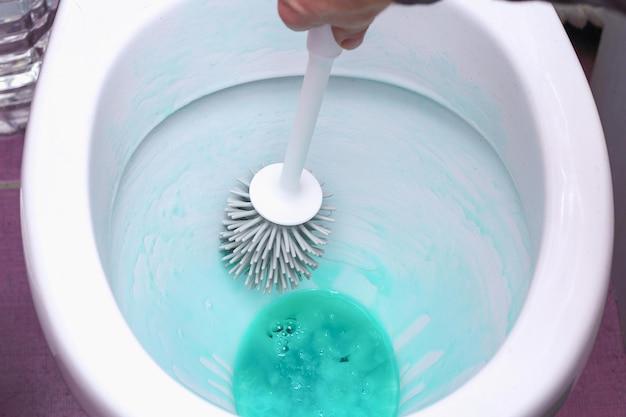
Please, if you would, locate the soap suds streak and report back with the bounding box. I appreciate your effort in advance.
[108,76,531,414]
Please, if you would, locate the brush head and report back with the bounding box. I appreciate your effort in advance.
[220,169,335,293]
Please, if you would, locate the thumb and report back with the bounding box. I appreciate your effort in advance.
[332,26,370,49]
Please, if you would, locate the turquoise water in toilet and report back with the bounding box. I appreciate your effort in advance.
[106,76,532,415]
[233,290,399,417]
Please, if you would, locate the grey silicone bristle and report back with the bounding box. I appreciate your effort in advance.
[220,175,335,293]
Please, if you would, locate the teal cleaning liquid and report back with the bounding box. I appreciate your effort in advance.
[233,290,399,417]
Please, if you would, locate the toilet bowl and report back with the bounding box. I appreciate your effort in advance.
[21,0,614,416]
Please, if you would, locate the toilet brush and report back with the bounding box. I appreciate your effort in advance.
[220,25,342,293]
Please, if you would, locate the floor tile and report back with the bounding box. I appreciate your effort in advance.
[0,134,24,183]
[0,189,87,417]
[557,286,626,417]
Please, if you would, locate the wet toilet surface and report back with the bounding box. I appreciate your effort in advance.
[108,76,532,413]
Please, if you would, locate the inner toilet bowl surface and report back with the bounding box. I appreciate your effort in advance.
[21,0,613,416]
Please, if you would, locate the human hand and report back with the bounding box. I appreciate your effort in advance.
[277,0,441,49]
[277,0,393,50]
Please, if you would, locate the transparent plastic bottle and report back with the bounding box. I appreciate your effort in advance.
[0,0,58,135]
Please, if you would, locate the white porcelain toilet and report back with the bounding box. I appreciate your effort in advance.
[21,0,614,416]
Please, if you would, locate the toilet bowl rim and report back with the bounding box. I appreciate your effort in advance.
[21,0,614,416]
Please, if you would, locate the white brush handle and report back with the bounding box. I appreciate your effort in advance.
[307,25,343,60]
[279,25,342,192]
[249,26,341,226]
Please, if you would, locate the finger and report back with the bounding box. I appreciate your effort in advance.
[332,26,369,49]
[278,2,309,31]
[278,0,324,31]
